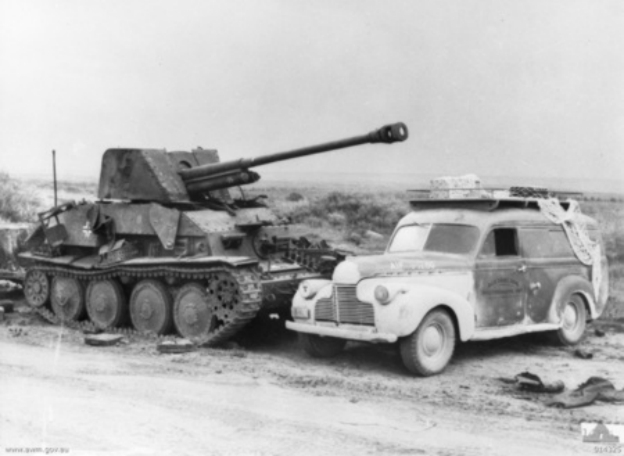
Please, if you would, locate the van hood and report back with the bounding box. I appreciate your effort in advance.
[332,252,470,284]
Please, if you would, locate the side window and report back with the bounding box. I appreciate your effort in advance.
[548,230,575,258]
[520,228,575,258]
[480,228,519,257]
[519,229,550,258]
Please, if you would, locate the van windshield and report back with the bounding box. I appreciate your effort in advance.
[387,224,480,255]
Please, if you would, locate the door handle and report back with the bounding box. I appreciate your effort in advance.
[517,265,527,273]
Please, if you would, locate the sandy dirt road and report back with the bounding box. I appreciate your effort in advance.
[1,309,623,456]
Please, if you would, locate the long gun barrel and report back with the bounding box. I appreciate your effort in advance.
[180,122,408,194]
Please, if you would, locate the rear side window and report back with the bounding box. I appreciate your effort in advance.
[519,228,575,258]
[549,230,575,257]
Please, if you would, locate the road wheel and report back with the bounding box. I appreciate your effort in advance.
[400,309,456,376]
[86,279,126,329]
[555,294,586,346]
[173,283,217,345]
[24,269,50,307]
[51,276,86,322]
[130,280,173,335]
[299,333,346,358]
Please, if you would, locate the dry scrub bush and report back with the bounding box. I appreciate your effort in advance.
[0,172,42,223]
[288,191,406,245]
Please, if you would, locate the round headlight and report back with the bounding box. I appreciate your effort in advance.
[299,281,316,299]
[374,285,391,304]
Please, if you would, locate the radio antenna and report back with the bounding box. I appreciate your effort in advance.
[52,149,58,207]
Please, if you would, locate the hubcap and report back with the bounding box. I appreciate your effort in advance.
[422,324,443,356]
[94,296,107,313]
[139,300,153,320]
[56,294,68,307]
[563,303,578,330]
[183,304,198,325]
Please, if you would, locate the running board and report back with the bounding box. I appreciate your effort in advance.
[471,323,561,341]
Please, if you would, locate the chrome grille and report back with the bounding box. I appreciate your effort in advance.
[315,297,336,321]
[314,285,375,326]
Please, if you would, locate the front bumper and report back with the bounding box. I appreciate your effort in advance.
[286,321,397,343]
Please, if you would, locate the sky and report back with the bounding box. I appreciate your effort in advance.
[1,0,623,190]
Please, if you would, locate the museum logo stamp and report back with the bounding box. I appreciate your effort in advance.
[582,422,623,452]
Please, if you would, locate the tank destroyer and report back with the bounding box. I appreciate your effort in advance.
[19,122,408,345]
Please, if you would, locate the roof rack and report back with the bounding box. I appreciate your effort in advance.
[407,186,582,211]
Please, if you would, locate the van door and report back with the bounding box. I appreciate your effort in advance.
[519,227,582,323]
[474,227,528,327]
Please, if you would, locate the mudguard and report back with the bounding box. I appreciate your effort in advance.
[547,275,597,322]
[357,280,476,341]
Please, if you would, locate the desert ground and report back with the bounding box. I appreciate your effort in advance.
[2,301,623,456]
[1,175,623,455]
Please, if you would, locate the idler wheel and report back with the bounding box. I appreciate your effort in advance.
[129,279,173,335]
[51,276,86,322]
[86,279,126,329]
[173,282,217,345]
[24,269,50,308]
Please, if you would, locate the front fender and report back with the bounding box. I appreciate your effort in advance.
[358,281,475,341]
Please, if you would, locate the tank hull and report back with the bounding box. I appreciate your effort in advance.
[20,201,334,345]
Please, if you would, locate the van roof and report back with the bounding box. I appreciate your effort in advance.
[398,202,597,231]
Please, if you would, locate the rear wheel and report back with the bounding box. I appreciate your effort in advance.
[400,309,456,376]
[300,333,346,358]
[555,294,586,345]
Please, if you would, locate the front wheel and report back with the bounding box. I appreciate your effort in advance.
[300,333,346,358]
[555,294,587,345]
[400,309,456,377]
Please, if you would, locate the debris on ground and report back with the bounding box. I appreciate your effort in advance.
[511,372,565,393]
[594,328,606,337]
[157,339,196,354]
[8,327,27,337]
[221,341,242,350]
[546,377,624,408]
[0,299,14,313]
[84,334,125,347]
[503,372,624,408]
[574,348,594,360]
[82,327,104,335]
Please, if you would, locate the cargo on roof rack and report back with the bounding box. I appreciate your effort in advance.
[407,181,583,211]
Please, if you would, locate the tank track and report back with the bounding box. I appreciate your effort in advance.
[27,263,262,346]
